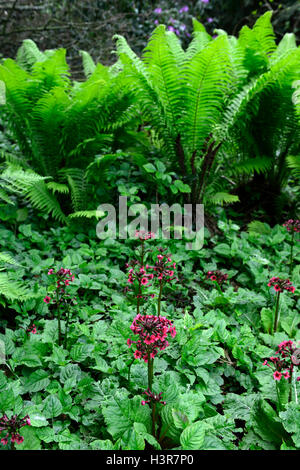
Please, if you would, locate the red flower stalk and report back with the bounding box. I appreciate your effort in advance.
[151,251,177,284]
[206,270,228,286]
[141,389,166,406]
[283,219,300,233]
[263,341,300,402]
[43,267,77,346]
[267,277,295,294]
[128,314,176,364]
[0,414,31,447]
[135,230,156,241]
[26,324,37,334]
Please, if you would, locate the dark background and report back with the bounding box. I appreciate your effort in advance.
[0,0,299,78]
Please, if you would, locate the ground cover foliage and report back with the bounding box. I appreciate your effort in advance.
[0,216,299,450]
[0,11,299,451]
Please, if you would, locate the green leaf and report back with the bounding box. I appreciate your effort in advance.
[180,421,206,450]
[279,403,300,447]
[70,343,93,362]
[16,426,41,450]
[42,395,63,419]
[261,308,273,334]
[28,413,49,428]
[23,370,50,393]
[102,394,151,440]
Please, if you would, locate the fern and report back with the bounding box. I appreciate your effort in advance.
[247,220,272,236]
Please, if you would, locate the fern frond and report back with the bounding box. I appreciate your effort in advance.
[16,39,46,72]
[0,273,31,300]
[183,35,232,155]
[286,155,300,178]
[247,220,272,235]
[80,50,96,77]
[205,191,239,206]
[47,181,70,194]
[234,156,273,175]
[68,209,104,219]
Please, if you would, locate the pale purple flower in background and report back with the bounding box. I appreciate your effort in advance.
[179,5,189,13]
[207,17,213,23]
[179,24,186,31]
[154,7,162,14]
[212,34,217,39]
[168,25,175,32]
[175,29,180,36]
[201,0,209,3]
[186,32,191,37]
[169,17,175,23]
[154,19,159,25]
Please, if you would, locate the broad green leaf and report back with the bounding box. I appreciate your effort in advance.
[180,421,206,450]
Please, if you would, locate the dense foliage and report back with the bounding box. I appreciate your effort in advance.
[0,11,299,452]
[0,216,299,450]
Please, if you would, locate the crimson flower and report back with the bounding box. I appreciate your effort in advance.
[206,270,228,285]
[263,340,300,381]
[267,277,295,293]
[128,314,176,363]
[141,389,166,406]
[283,219,300,233]
[0,414,31,447]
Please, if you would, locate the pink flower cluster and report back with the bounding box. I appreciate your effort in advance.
[43,267,75,304]
[267,277,295,293]
[152,251,177,283]
[26,323,37,334]
[263,340,300,382]
[206,270,228,285]
[127,314,176,363]
[283,219,300,233]
[127,262,154,288]
[141,388,166,406]
[135,230,155,241]
[0,414,31,446]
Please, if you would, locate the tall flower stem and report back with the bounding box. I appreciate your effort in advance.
[273,291,281,333]
[288,370,293,403]
[147,353,154,391]
[213,280,224,296]
[152,403,157,438]
[136,240,145,315]
[157,281,163,316]
[289,230,295,276]
[147,352,155,437]
[56,291,62,346]
[64,304,71,349]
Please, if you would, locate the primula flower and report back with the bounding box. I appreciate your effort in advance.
[0,414,31,447]
[43,296,51,304]
[206,270,228,285]
[283,219,300,233]
[126,261,154,298]
[135,230,155,241]
[263,341,300,382]
[150,251,177,284]
[141,388,166,406]
[267,277,295,293]
[129,314,176,363]
[27,324,37,334]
